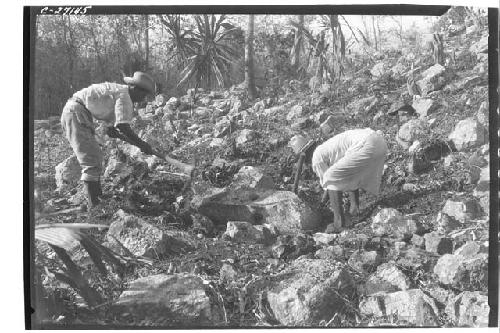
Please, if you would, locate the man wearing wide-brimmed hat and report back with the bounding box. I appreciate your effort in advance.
[290,128,388,233]
[60,71,156,210]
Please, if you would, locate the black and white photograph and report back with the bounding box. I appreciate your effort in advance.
[24,3,498,329]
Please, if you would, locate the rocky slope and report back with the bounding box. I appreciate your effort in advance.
[32,25,494,328]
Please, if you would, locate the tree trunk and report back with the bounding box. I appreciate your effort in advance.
[314,31,326,83]
[399,16,403,48]
[62,16,75,92]
[144,15,150,70]
[90,17,106,81]
[292,15,304,70]
[432,33,445,65]
[371,16,378,51]
[330,15,345,80]
[376,16,382,49]
[245,15,257,100]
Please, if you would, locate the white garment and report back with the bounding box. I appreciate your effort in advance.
[73,82,134,126]
[311,128,388,194]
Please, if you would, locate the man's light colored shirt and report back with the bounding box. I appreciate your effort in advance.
[73,82,133,126]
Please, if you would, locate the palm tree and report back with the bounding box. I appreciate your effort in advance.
[177,14,241,91]
[245,15,257,100]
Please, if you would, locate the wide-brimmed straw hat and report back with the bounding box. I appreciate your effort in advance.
[123,72,156,94]
[289,135,314,155]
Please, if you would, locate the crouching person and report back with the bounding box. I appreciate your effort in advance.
[290,128,388,233]
[60,72,156,211]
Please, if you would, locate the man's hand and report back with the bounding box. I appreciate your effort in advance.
[106,126,120,139]
[140,142,154,155]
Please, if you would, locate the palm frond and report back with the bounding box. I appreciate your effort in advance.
[35,223,108,251]
[176,14,240,90]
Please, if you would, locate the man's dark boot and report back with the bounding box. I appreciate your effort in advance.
[97,178,103,197]
[83,180,100,210]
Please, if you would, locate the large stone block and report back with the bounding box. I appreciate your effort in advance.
[448,118,486,151]
[445,291,489,327]
[359,289,439,326]
[106,210,196,259]
[55,155,82,189]
[113,273,217,326]
[267,259,355,326]
[433,253,488,290]
[192,188,321,233]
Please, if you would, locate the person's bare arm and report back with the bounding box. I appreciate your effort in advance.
[108,123,154,155]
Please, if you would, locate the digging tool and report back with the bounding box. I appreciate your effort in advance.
[106,127,194,185]
[151,148,196,192]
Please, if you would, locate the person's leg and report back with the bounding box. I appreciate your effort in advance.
[349,189,360,216]
[325,189,344,233]
[62,108,103,209]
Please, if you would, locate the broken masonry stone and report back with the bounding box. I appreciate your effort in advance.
[453,241,488,258]
[267,259,355,326]
[319,115,336,135]
[348,250,381,273]
[359,263,411,296]
[469,35,488,54]
[370,62,388,78]
[473,167,490,213]
[442,196,483,223]
[194,107,211,119]
[474,166,489,193]
[347,96,377,115]
[223,221,268,244]
[219,263,239,284]
[192,188,321,233]
[374,263,411,290]
[408,152,432,174]
[271,234,316,260]
[358,276,400,296]
[417,64,446,96]
[359,289,439,326]
[235,129,257,147]
[433,253,488,290]
[435,212,463,234]
[291,117,313,131]
[286,105,305,121]
[424,232,453,255]
[310,109,330,124]
[391,63,406,77]
[312,232,338,246]
[113,273,217,326]
[315,245,344,260]
[396,247,437,272]
[165,97,180,109]
[448,118,486,151]
[411,234,426,248]
[106,210,196,259]
[371,208,423,240]
[475,101,488,129]
[231,166,275,190]
[412,97,438,118]
[154,94,167,107]
[213,118,234,138]
[191,214,215,236]
[55,155,82,190]
[396,119,430,149]
[445,291,489,327]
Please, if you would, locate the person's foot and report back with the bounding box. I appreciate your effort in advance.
[343,213,353,228]
[349,205,360,217]
[325,223,343,234]
[79,203,88,213]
